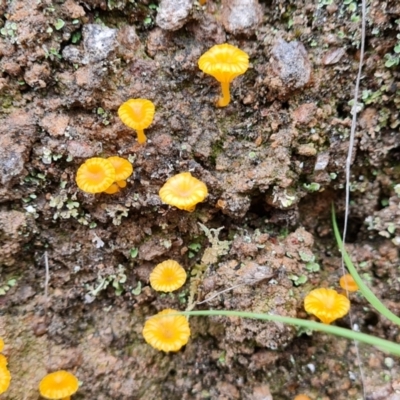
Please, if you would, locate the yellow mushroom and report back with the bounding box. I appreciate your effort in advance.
[142,309,191,352]
[198,43,249,107]
[304,288,350,325]
[150,260,187,292]
[339,273,359,292]
[118,99,155,144]
[159,172,208,212]
[103,156,134,194]
[39,370,79,400]
[76,158,116,194]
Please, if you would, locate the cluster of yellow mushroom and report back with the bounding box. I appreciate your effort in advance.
[76,156,133,194]
[143,260,190,352]
[0,338,11,395]
[304,273,359,325]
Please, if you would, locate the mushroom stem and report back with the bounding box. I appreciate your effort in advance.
[136,129,147,144]
[217,81,231,107]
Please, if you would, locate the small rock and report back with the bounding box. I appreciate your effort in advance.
[67,140,98,158]
[251,384,273,400]
[297,144,317,156]
[314,151,330,171]
[63,24,118,64]
[270,39,311,89]
[188,14,226,45]
[156,0,194,31]
[83,24,118,63]
[40,113,70,137]
[293,103,317,125]
[24,63,51,88]
[322,47,346,65]
[61,0,86,18]
[116,26,140,61]
[221,0,262,36]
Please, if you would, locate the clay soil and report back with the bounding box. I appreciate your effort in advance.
[1,0,400,399]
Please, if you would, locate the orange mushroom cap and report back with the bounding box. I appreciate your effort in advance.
[0,364,11,395]
[76,158,116,194]
[142,309,191,352]
[159,172,208,212]
[304,288,350,324]
[107,156,133,181]
[39,370,79,400]
[150,260,187,292]
[294,395,311,400]
[339,273,359,292]
[118,99,155,144]
[103,183,120,194]
[0,338,3,352]
[198,43,249,84]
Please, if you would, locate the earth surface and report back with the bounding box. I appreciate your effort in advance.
[0,0,400,399]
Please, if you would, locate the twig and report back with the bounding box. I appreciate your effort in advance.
[342,0,367,397]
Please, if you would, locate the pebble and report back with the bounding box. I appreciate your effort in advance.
[270,39,311,89]
[221,0,262,36]
[156,0,194,31]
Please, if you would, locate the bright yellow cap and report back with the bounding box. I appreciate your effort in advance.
[339,273,359,292]
[159,172,208,212]
[198,43,249,84]
[143,309,190,352]
[118,99,155,144]
[150,260,187,292]
[76,158,116,194]
[107,156,133,181]
[39,370,79,399]
[304,288,350,324]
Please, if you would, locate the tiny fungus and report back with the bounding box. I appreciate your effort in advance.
[39,370,79,400]
[159,172,208,212]
[339,273,359,292]
[142,309,191,352]
[294,395,311,400]
[198,43,249,107]
[150,260,187,292]
[103,183,120,194]
[0,364,11,395]
[118,98,155,144]
[304,288,350,325]
[76,158,116,194]
[103,156,133,194]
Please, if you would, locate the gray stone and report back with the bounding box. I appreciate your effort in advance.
[156,0,194,31]
[221,0,262,36]
[62,24,118,64]
[270,39,311,89]
[83,24,118,63]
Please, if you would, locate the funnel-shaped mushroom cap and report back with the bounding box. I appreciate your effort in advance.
[39,370,79,399]
[76,158,116,194]
[159,172,208,212]
[198,43,249,83]
[304,288,350,325]
[107,156,133,181]
[118,99,155,131]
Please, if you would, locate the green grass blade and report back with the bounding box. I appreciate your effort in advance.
[180,310,400,356]
[332,205,400,326]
